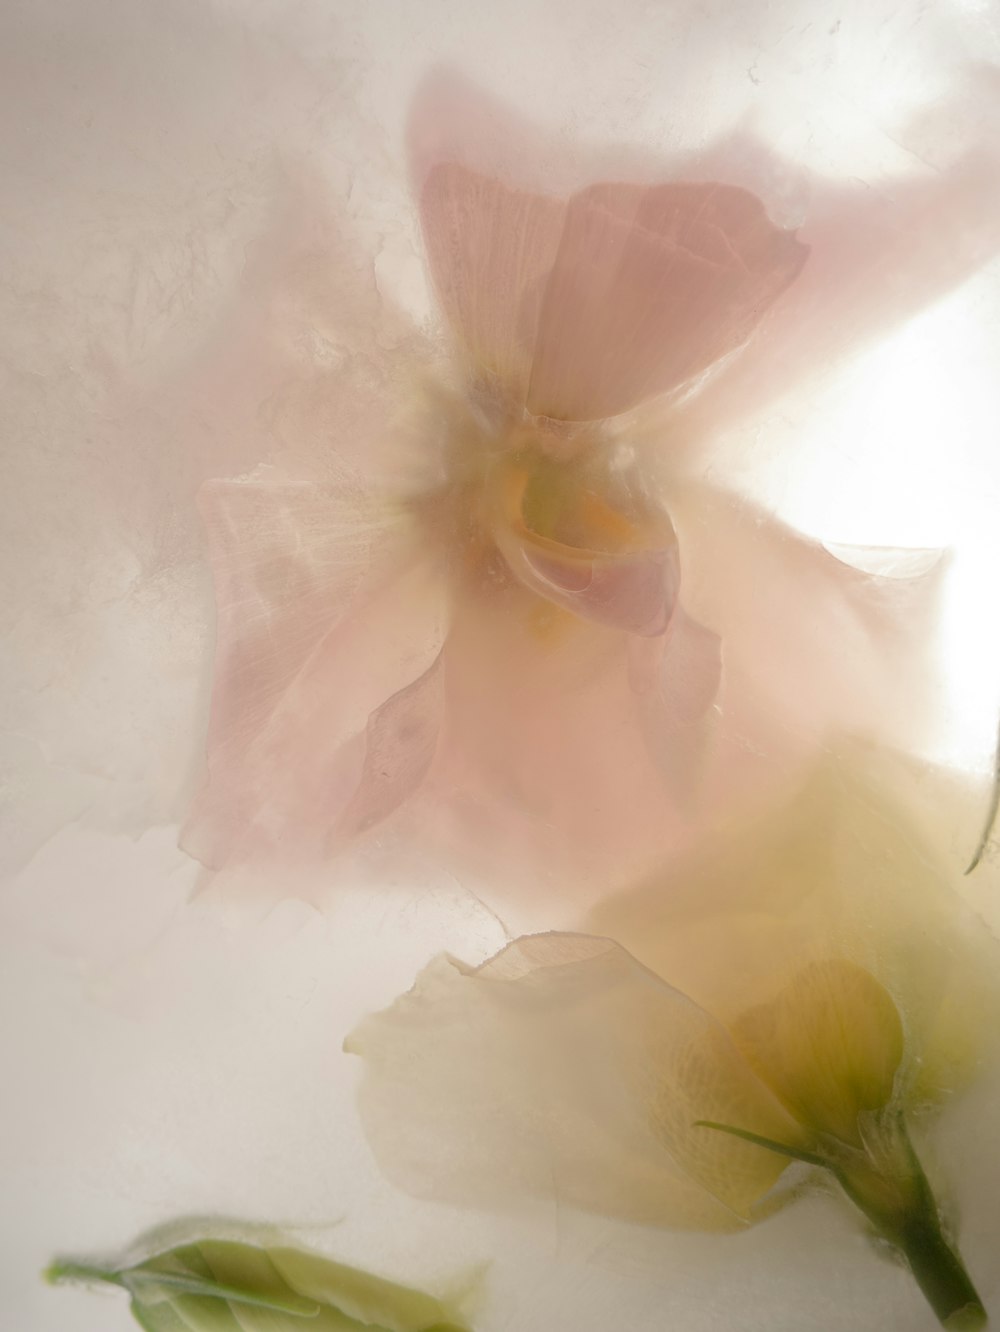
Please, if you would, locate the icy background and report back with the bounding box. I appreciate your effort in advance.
[3,1,1000,1329]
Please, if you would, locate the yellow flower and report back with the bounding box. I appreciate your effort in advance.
[348,749,999,1327]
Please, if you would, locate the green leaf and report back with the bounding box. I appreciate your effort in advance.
[128,1242,321,1315]
[48,1227,473,1332]
[267,1246,465,1332]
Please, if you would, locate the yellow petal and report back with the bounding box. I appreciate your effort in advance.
[588,747,1000,1106]
[729,959,904,1146]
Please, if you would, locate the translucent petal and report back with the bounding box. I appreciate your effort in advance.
[415,592,700,919]
[348,934,803,1230]
[587,749,1000,1103]
[526,181,807,421]
[629,607,723,801]
[669,143,1000,453]
[184,475,447,870]
[488,456,682,636]
[335,653,445,842]
[666,482,947,776]
[418,163,565,406]
[730,959,905,1145]
[419,167,806,423]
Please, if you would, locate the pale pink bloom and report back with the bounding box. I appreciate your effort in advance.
[184,77,989,921]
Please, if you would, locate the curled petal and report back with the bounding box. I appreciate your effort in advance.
[184,475,447,869]
[347,934,802,1230]
[513,541,678,636]
[489,459,681,636]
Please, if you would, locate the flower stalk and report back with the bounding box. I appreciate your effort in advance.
[838,1114,986,1331]
[698,1110,986,1329]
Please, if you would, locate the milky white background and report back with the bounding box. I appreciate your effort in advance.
[3,2,1000,1329]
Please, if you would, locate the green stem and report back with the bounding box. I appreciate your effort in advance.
[696,1113,988,1329]
[895,1215,987,1330]
[834,1115,987,1330]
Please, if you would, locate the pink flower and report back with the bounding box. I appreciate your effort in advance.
[183,76,958,921]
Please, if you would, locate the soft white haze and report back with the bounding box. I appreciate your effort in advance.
[3,2,1000,1329]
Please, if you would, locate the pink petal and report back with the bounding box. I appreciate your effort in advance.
[666,481,947,802]
[630,607,724,801]
[419,163,805,422]
[418,162,566,405]
[403,482,943,926]
[335,652,445,842]
[526,182,808,421]
[183,476,447,870]
[492,507,681,637]
[485,450,682,636]
[406,589,707,925]
[412,80,807,424]
[670,145,1000,454]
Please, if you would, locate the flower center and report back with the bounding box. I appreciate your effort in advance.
[412,390,680,637]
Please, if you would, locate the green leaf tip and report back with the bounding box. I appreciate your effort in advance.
[47,1225,474,1332]
[44,1259,124,1289]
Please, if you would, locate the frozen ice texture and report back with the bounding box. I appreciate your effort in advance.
[4,1,1000,1331]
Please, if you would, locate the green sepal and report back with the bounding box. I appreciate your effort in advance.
[694,1113,986,1330]
[692,1120,831,1171]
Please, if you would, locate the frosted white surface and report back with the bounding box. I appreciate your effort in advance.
[3,1,1000,1330]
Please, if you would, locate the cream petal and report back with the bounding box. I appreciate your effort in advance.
[347,934,802,1231]
[730,959,905,1146]
[588,748,1000,1104]
[183,476,447,869]
[526,181,807,422]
